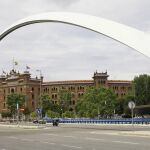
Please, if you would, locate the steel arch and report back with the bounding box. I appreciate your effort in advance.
[0,12,150,57]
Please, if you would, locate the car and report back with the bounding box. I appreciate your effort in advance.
[33,119,38,124]
[33,119,46,124]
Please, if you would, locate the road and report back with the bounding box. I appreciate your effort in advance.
[0,126,150,150]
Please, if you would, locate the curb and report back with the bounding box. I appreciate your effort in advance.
[0,124,40,129]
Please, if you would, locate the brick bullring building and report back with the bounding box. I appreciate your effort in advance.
[0,70,133,112]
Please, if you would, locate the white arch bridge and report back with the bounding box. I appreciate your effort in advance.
[0,12,150,57]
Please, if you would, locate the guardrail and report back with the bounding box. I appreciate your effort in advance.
[44,118,150,124]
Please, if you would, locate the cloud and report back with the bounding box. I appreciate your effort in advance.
[0,0,150,81]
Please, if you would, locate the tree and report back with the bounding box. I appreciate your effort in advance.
[7,93,25,117]
[58,89,72,112]
[23,107,31,121]
[1,111,12,118]
[122,94,135,118]
[134,74,150,105]
[30,112,37,119]
[62,111,75,118]
[47,110,59,118]
[115,98,124,115]
[76,87,117,118]
[41,94,62,117]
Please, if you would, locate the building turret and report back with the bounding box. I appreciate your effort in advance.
[93,71,109,88]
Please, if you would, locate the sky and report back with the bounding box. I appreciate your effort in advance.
[0,0,150,81]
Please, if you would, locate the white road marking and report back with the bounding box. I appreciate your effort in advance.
[63,135,77,138]
[1,149,6,150]
[44,133,59,136]
[41,141,56,145]
[86,137,105,141]
[120,134,150,138]
[90,131,119,135]
[61,144,82,149]
[21,139,33,142]
[8,136,18,139]
[112,140,139,145]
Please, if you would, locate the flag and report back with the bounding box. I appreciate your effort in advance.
[26,66,30,69]
[14,61,18,65]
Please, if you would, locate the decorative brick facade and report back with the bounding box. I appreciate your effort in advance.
[0,70,133,112]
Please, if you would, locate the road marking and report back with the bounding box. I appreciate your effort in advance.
[112,140,139,145]
[120,134,150,138]
[61,144,82,149]
[86,137,105,141]
[47,142,56,145]
[44,133,59,136]
[63,135,77,138]
[8,136,18,139]
[21,138,33,142]
[90,131,119,135]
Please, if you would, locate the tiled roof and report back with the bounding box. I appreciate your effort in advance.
[43,80,94,86]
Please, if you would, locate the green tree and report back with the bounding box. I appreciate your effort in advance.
[122,94,135,118]
[76,87,117,118]
[47,110,60,118]
[58,89,72,112]
[115,98,124,115]
[30,112,37,119]
[134,74,150,105]
[7,93,25,116]
[1,111,12,118]
[62,111,75,118]
[23,107,31,121]
[41,94,61,116]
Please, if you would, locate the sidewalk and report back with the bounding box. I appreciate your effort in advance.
[0,122,43,129]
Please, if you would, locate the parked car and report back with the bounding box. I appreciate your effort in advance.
[33,119,46,124]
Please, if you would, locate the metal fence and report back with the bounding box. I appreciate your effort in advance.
[44,118,150,124]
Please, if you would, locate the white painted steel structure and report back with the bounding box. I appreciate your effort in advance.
[0,12,150,57]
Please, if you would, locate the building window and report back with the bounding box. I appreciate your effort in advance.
[3,102,6,108]
[32,94,34,99]
[55,94,57,99]
[72,100,75,105]
[32,87,34,91]
[11,88,15,93]
[52,94,54,99]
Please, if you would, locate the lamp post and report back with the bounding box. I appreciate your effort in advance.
[36,69,42,119]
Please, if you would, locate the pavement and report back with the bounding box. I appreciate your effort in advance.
[0,122,150,137]
[0,125,150,150]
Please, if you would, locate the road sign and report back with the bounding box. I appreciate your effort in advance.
[128,101,135,109]
[19,108,24,112]
[36,108,41,114]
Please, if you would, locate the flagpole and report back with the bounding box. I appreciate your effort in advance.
[13,58,14,70]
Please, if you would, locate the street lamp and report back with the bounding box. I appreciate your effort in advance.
[36,69,42,118]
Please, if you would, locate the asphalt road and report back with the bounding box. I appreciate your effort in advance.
[0,126,150,150]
